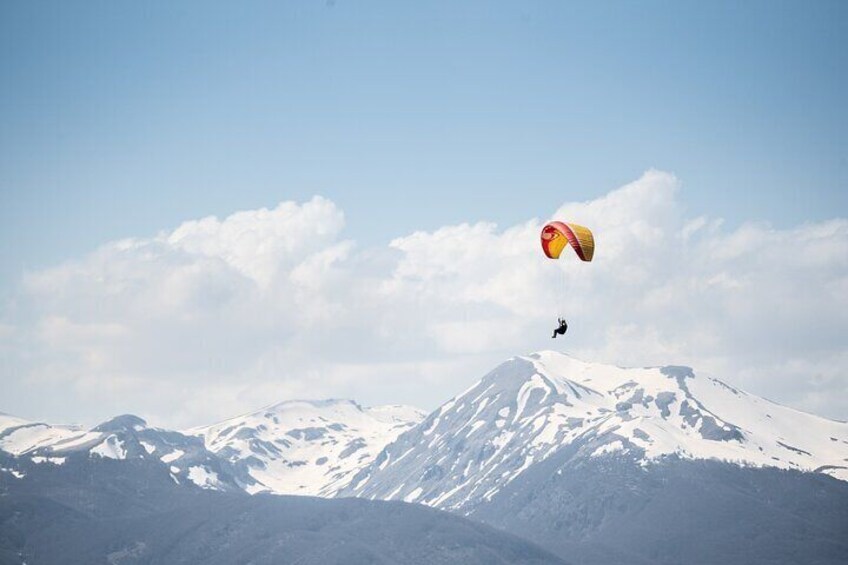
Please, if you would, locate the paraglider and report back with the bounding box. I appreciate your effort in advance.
[540,221,594,337]
[540,221,595,262]
[552,317,568,338]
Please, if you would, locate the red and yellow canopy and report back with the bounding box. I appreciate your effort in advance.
[540,221,594,262]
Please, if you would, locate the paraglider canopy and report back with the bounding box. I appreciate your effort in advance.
[540,221,595,262]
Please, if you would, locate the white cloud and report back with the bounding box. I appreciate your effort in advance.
[165,196,345,287]
[3,172,847,427]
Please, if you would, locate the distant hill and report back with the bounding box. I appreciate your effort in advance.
[0,450,564,565]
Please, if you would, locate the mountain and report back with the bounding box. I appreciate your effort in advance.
[188,399,425,495]
[0,412,247,492]
[4,352,847,563]
[339,351,848,564]
[0,446,564,565]
[344,351,848,507]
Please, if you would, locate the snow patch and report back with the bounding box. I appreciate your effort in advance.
[187,465,222,490]
[31,456,66,465]
[1,467,25,479]
[404,486,423,503]
[90,436,126,460]
[160,449,184,463]
[592,441,625,458]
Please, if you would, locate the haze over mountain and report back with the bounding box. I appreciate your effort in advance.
[0,444,561,565]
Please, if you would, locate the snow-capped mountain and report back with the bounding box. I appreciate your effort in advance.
[5,355,846,565]
[188,399,425,496]
[342,351,848,511]
[0,412,243,491]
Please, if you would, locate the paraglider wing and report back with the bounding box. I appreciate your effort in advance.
[540,221,594,262]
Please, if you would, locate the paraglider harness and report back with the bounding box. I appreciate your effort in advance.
[552,318,568,338]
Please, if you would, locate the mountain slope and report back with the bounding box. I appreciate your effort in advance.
[0,448,565,565]
[188,399,425,496]
[343,351,848,510]
[473,453,848,565]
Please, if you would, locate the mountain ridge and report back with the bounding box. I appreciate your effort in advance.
[3,351,846,499]
[4,352,847,563]
[342,351,848,511]
[186,398,425,496]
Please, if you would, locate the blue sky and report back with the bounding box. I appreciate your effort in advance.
[1,0,846,287]
[1,2,847,426]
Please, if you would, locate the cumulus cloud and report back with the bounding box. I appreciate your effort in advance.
[3,172,846,427]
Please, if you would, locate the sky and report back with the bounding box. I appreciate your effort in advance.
[1,1,846,427]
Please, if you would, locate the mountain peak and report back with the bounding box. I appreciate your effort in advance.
[344,352,848,510]
[92,414,148,433]
[190,396,426,496]
[519,351,708,401]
